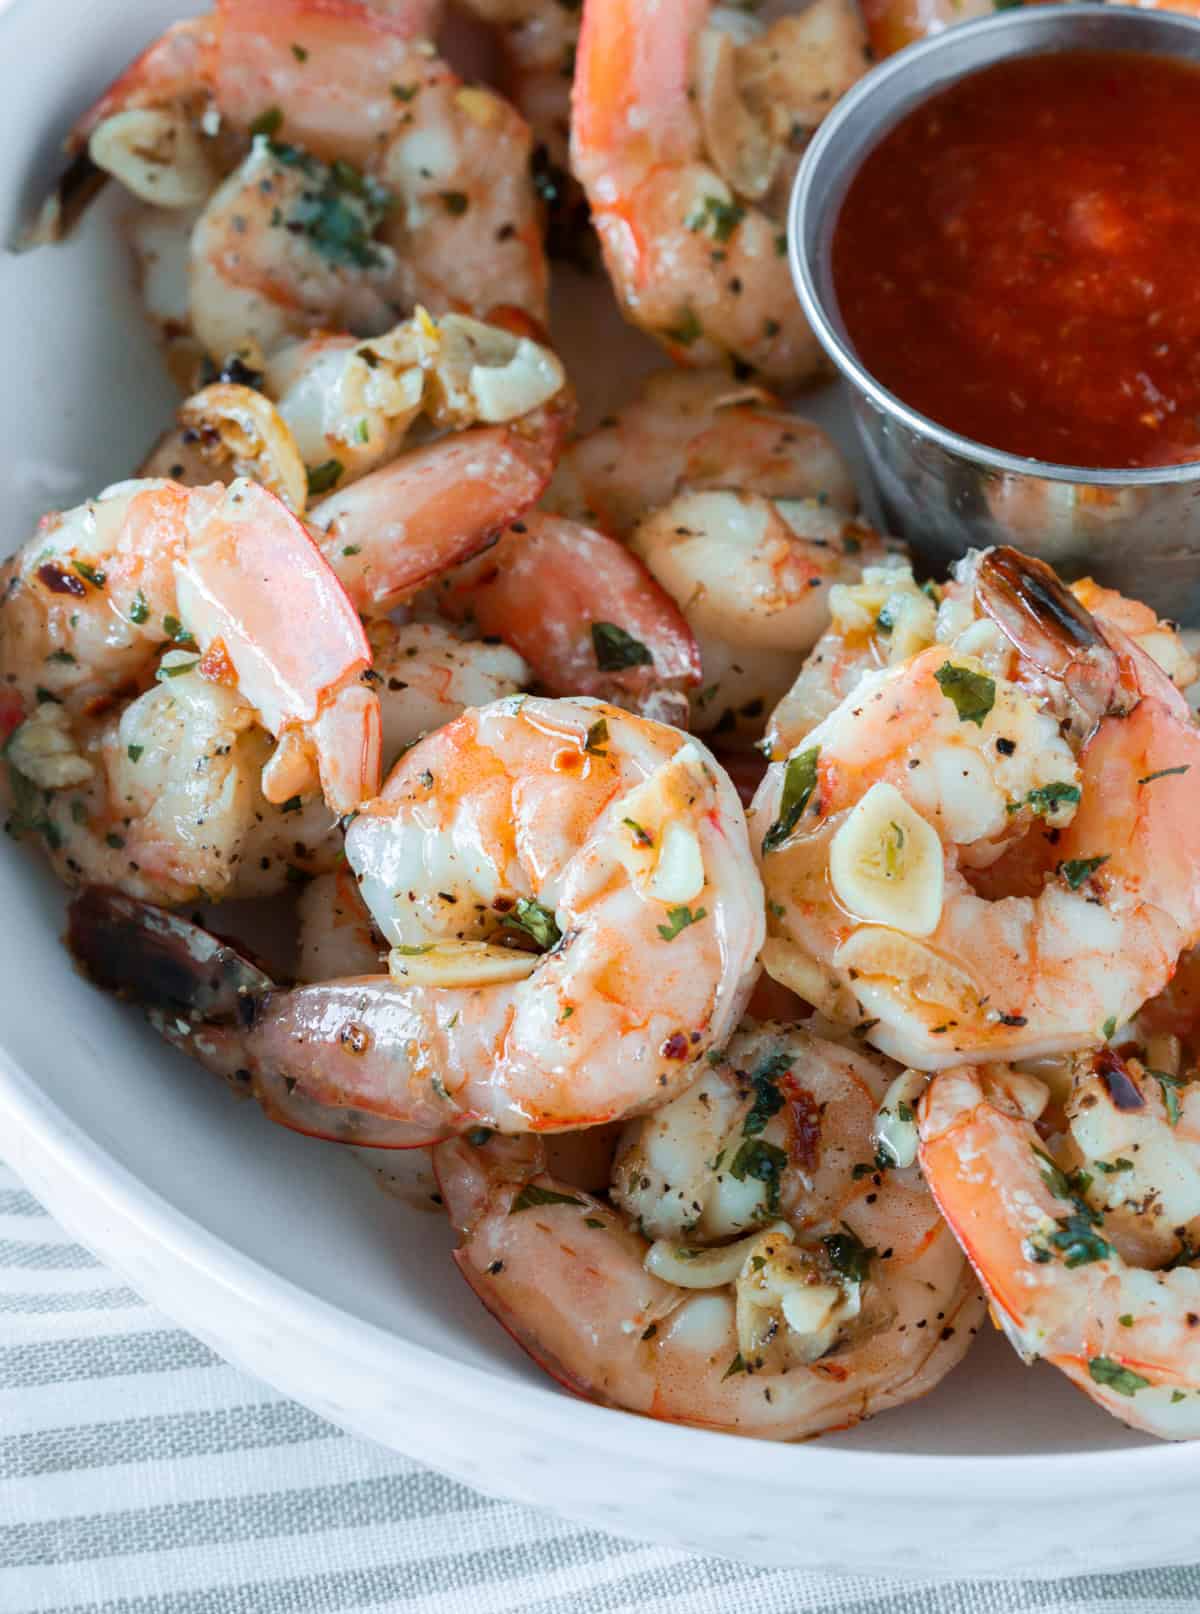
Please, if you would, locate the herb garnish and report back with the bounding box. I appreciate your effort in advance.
[307,459,344,497]
[657,904,706,942]
[686,195,745,242]
[823,1227,875,1285]
[934,661,996,727]
[762,746,819,854]
[1060,855,1109,890]
[728,1138,788,1213]
[742,1051,791,1138]
[504,897,561,952]
[584,717,609,755]
[510,1183,585,1213]
[591,622,653,670]
[1088,1356,1150,1397]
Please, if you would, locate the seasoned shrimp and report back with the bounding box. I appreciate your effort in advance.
[367,618,528,769]
[187,136,399,364]
[765,565,1198,761]
[0,478,379,816]
[5,654,339,906]
[452,0,589,259]
[629,492,901,744]
[296,867,387,982]
[548,370,857,539]
[751,547,1200,1069]
[572,0,869,386]
[143,309,568,509]
[434,513,701,724]
[67,700,764,1144]
[765,560,937,757]
[920,1052,1200,1439]
[434,1023,983,1438]
[44,1,548,346]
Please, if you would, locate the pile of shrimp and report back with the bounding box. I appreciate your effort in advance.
[10,0,1200,1448]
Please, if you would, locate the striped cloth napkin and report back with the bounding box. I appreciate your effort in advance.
[3,1156,1199,1614]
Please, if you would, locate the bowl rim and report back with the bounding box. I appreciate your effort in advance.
[789,1,1200,487]
[5,0,1200,1503]
[6,1036,1200,1491]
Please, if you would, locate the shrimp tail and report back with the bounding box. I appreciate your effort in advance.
[65,887,448,1148]
[975,546,1128,722]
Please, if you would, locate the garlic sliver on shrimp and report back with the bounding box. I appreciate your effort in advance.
[829,782,944,937]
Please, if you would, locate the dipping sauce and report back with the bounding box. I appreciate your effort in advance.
[833,50,1200,469]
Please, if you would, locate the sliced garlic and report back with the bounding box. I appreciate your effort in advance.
[644,1220,793,1289]
[89,109,213,208]
[7,704,92,790]
[984,1068,1050,1122]
[611,743,709,905]
[178,384,308,514]
[829,781,944,937]
[871,1068,928,1169]
[388,942,538,988]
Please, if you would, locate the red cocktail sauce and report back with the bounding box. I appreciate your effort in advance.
[832,51,1200,469]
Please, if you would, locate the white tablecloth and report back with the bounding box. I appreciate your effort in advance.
[3,1156,1198,1613]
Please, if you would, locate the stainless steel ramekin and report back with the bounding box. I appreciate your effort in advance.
[790,2,1200,620]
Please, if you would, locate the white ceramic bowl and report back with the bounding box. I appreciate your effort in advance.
[3,0,1199,1580]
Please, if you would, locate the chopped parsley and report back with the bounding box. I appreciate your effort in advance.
[156,658,199,680]
[1150,1068,1189,1127]
[728,1138,788,1213]
[1088,1356,1150,1397]
[127,744,143,763]
[129,590,149,626]
[1015,781,1081,817]
[686,194,745,243]
[1059,855,1109,890]
[249,105,283,139]
[623,817,652,848]
[762,746,819,854]
[657,904,706,942]
[934,661,996,727]
[722,1351,747,1380]
[504,897,561,952]
[584,717,609,755]
[72,560,105,589]
[665,309,703,346]
[591,621,653,670]
[742,1051,791,1138]
[307,458,344,497]
[391,82,419,101]
[510,1183,585,1213]
[1139,765,1190,785]
[823,1227,875,1285]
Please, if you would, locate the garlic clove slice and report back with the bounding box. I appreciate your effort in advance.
[829,780,944,937]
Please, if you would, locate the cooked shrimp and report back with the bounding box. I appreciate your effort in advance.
[547,370,857,539]
[296,867,387,982]
[433,1022,982,1438]
[44,1,548,345]
[67,700,763,1143]
[452,0,588,259]
[751,547,1200,1069]
[433,513,700,725]
[367,618,528,769]
[187,136,399,364]
[5,655,340,906]
[765,565,1197,762]
[0,478,379,816]
[920,1053,1200,1440]
[306,387,573,616]
[143,309,568,509]
[629,492,902,744]
[572,0,869,386]
[765,560,937,758]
